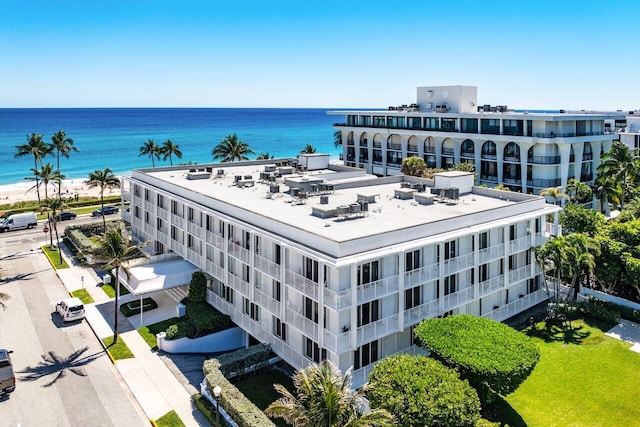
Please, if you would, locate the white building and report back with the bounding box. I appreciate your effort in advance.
[122,157,558,387]
[330,85,624,194]
[617,113,640,151]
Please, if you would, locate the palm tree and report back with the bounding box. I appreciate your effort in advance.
[256,152,274,160]
[539,186,570,206]
[597,141,640,210]
[15,133,53,205]
[93,223,143,344]
[563,233,600,299]
[41,197,66,264]
[51,130,78,200]
[161,139,182,166]
[266,360,394,427]
[300,144,317,154]
[26,163,63,201]
[87,168,120,233]
[334,131,342,149]
[139,139,161,167]
[0,292,9,310]
[592,176,621,216]
[212,133,254,162]
[566,178,592,204]
[536,237,567,301]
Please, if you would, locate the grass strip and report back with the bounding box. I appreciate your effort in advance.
[154,410,185,427]
[41,244,69,269]
[102,336,135,360]
[100,283,130,298]
[70,288,94,304]
[137,317,180,350]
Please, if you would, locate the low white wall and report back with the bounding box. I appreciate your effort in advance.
[581,288,640,311]
[157,326,245,354]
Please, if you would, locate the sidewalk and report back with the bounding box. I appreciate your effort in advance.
[54,244,207,426]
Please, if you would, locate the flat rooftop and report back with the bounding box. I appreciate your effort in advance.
[327,109,624,120]
[132,162,553,249]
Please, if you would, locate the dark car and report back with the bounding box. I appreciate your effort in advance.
[53,211,77,221]
[91,206,119,217]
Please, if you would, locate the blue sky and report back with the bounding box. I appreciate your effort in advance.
[1,0,638,109]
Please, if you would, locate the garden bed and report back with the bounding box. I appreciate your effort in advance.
[119,297,158,317]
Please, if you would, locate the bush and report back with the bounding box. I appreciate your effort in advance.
[188,271,207,303]
[165,319,196,340]
[203,359,276,427]
[367,354,481,427]
[415,314,540,403]
[216,343,271,379]
[119,297,158,317]
[193,393,223,426]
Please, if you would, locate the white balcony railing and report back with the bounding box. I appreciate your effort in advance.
[444,252,474,275]
[357,275,399,304]
[170,240,185,255]
[443,286,475,311]
[143,223,155,237]
[509,235,532,253]
[205,260,225,282]
[186,249,203,268]
[171,214,185,229]
[508,265,531,284]
[404,299,439,326]
[227,273,251,297]
[228,241,251,264]
[286,308,319,339]
[404,263,439,287]
[479,243,505,264]
[254,253,281,278]
[323,329,351,354]
[144,200,156,213]
[483,289,548,322]
[187,221,203,235]
[356,314,399,343]
[205,231,225,250]
[157,207,170,220]
[324,287,351,310]
[285,270,319,299]
[254,287,281,315]
[478,275,505,297]
[122,210,132,223]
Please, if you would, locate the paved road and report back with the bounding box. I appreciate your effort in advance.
[0,226,146,426]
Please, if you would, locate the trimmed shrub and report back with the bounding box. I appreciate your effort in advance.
[415,314,540,403]
[119,297,158,317]
[165,319,196,340]
[203,358,276,427]
[193,393,223,426]
[188,271,207,303]
[367,354,481,427]
[216,343,271,379]
[164,302,232,340]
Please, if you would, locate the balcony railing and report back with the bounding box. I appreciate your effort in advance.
[324,287,351,310]
[285,269,319,299]
[404,299,439,326]
[286,308,319,339]
[481,153,497,160]
[509,235,532,253]
[144,200,156,213]
[157,207,170,220]
[254,253,281,278]
[480,175,499,182]
[171,214,185,229]
[441,148,455,156]
[444,253,474,275]
[228,273,251,297]
[205,260,225,282]
[424,147,436,154]
[205,232,225,250]
[254,287,280,315]
[356,314,399,343]
[143,223,155,237]
[483,289,548,322]
[503,155,521,163]
[478,243,504,263]
[357,275,399,304]
[404,263,439,288]
[443,286,474,311]
[324,329,351,354]
[527,178,562,188]
[478,275,505,297]
[170,239,185,255]
[460,151,474,158]
[186,249,204,268]
[528,155,561,165]
[387,143,402,150]
[228,241,251,264]
[187,222,203,235]
[508,265,531,284]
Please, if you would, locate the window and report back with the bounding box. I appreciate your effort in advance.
[275,244,282,265]
[444,275,456,295]
[405,286,421,310]
[305,338,326,363]
[242,230,250,250]
[510,224,516,241]
[535,218,541,234]
[479,232,488,250]
[144,189,150,201]
[134,205,140,219]
[303,257,318,282]
[357,300,379,327]
[157,194,165,209]
[187,207,195,222]
[171,200,183,217]
[273,317,287,341]
[525,250,531,266]
[244,298,259,321]
[157,218,163,231]
[358,261,379,286]
[509,255,516,271]
[444,240,456,260]
[133,185,140,197]
[272,280,281,302]
[304,297,318,323]
[528,277,539,293]
[205,215,213,232]
[145,211,151,224]
[480,264,489,282]
[221,284,234,304]
[354,340,379,370]
[405,250,421,271]
[254,235,260,254]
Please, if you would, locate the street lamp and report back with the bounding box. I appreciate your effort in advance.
[81,276,85,289]
[213,385,222,427]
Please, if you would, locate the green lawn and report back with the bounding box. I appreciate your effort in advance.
[102,336,135,360]
[70,288,94,304]
[493,319,640,426]
[137,317,180,350]
[154,410,185,427]
[234,368,294,427]
[41,245,69,269]
[100,282,130,298]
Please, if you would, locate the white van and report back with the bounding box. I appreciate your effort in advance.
[56,297,85,322]
[0,212,37,232]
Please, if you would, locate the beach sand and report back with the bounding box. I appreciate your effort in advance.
[0,178,118,205]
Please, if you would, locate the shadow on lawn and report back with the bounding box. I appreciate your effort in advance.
[483,395,527,427]
[526,320,591,345]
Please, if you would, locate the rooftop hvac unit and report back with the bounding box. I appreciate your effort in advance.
[337,205,350,216]
[291,188,299,197]
[320,195,329,205]
[349,203,361,214]
[270,185,280,193]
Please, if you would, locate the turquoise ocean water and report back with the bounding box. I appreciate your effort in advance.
[0,108,341,186]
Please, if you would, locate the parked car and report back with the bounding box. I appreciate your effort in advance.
[0,349,15,397]
[91,206,119,217]
[55,297,85,322]
[52,211,77,222]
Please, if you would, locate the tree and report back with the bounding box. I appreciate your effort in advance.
[414,314,540,404]
[26,163,63,201]
[566,178,592,204]
[559,202,606,235]
[563,233,600,299]
[334,130,342,149]
[539,186,570,206]
[300,144,317,154]
[87,168,120,233]
[592,176,621,216]
[256,152,274,160]
[93,223,143,344]
[51,129,78,200]
[41,197,66,264]
[15,133,53,205]
[597,141,640,210]
[265,360,394,427]
[188,271,206,303]
[536,237,567,300]
[161,139,182,166]
[494,183,512,192]
[400,157,427,177]
[367,354,480,427]
[212,133,254,162]
[139,139,161,167]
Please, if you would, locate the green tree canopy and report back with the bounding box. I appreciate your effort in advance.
[367,354,480,427]
[212,133,254,162]
[161,139,182,166]
[51,129,78,200]
[15,133,53,204]
[188,271,206,303]
[300,144,317,154]
[400,157,427,177]
[559,202,606,235]
[139,139,161,167]
[87,168,120,233]
[414,314,540,403]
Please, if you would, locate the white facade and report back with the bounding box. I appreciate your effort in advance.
[122,160,558,387]
[618,116,640,151]
[331,85,624,195]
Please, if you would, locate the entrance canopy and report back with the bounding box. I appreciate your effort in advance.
[120,258,199,296]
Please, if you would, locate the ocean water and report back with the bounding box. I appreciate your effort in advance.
[0,108,341,186]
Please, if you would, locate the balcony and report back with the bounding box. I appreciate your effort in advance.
[205,231,225,250]
[357,275,399,304]
[157,232,170,247]
[171,214,185,229]
[133,194,143,206]
[478,275,505,297]
[324,287,351,310]
[528,155,561,165]
[481,153,497,160]
[483,289,548,322]
[508,265,531,284]
[509,235,532,253]
[187,221,203,235]
[444,253,474,275]
[228,273,251,297]
[170,239,185,255]
[143,223,155,237]
[254,253,281,278]
[404,300,439,326]
[186,249,204,268]
[131,216,143,229]
[324,329,351,354]
[157,206,170,220]
[527,178,562,188]
[122,209,132,223]
[480,175,498,182]
[205,260,225,282]
[503,155,521,163]
[285,269,319,299]
[228,241,251,264]
[254,287,280,315]
[443,286,474,311]
[479,243,505,263]
[356,314,399,343]
[404,263,439,288]
[460,151,475,158]
[286,308,319,339]
[144,200,156,213]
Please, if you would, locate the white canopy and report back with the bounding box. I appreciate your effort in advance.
[118,259,199,296]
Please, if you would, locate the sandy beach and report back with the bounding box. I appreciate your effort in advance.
[0,178,119,205]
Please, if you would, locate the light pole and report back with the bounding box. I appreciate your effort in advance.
[213,385,222,427]
[81,276,85,289]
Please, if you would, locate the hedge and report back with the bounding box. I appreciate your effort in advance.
[0,195,122,218]
[164,301,233,340]
[194,393,227,426]
[119,297,158,317]
[216,343,271,379]
[203,356,276,427]
[414,314,540,402]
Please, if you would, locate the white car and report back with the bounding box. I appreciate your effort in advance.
[56,297,85,322]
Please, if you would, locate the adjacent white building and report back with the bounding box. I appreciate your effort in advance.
[122,157,558,387]
[330,85,624,194]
